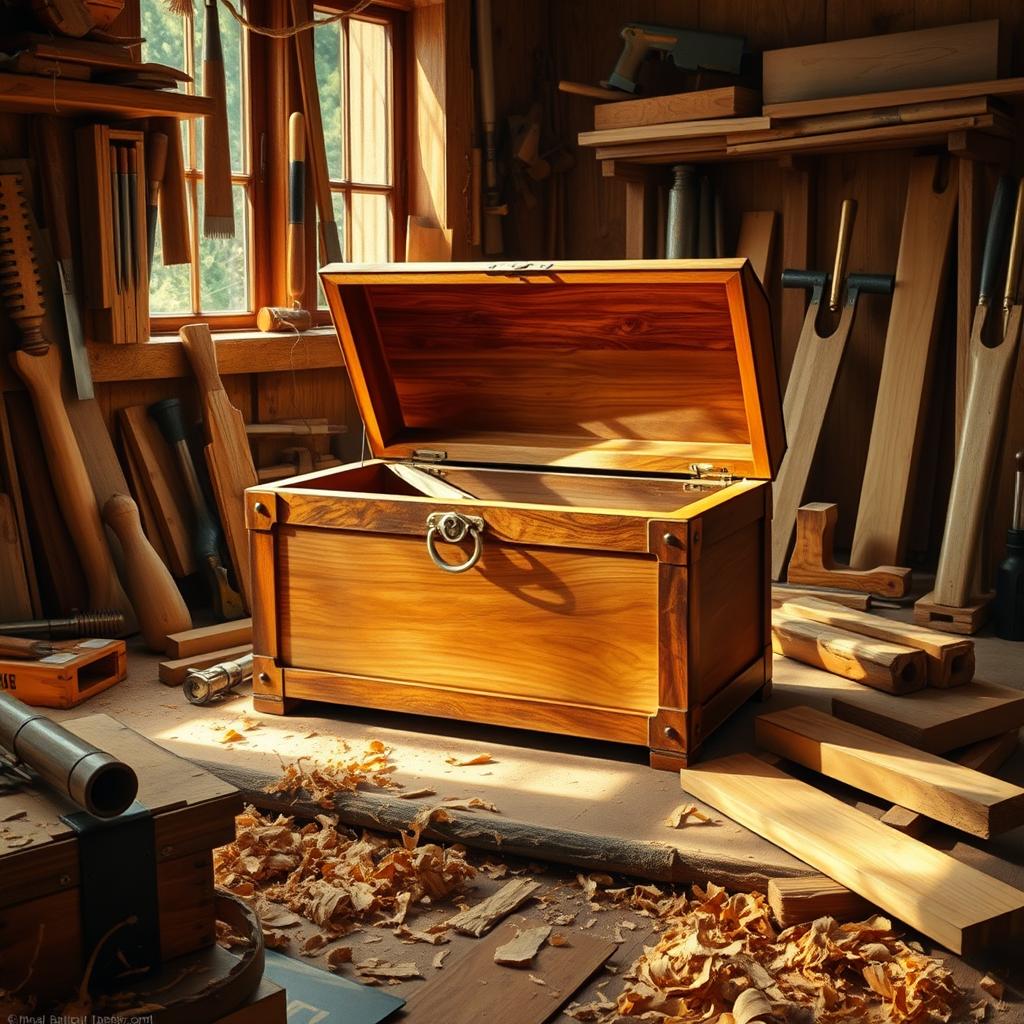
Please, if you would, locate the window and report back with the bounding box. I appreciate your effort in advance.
[314,4,404,287]
[142,0,254,318]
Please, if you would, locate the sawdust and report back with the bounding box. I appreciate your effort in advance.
[266,739,397,805]
[442,796,501,813]
[445,753,495,766]
[596,882,960,1024]
[666,803,716,828]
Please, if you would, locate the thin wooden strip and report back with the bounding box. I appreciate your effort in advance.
[756,705,1024,838]
[578,115,771,147]
[771,614,927,694]
[402,921,615,1024]
[767,874,872,928]
[831,680,1024,754]
[770,586,870,611]
[679,753,1024,954]
[880,731,1020,838]
[446,879,541,937]
[165,619,253,660]
[779,596,974,688]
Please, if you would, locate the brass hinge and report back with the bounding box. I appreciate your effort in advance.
[411,449,447,463]
[690,463,734,483]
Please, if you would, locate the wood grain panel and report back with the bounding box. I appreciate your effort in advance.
[276,526,660,713]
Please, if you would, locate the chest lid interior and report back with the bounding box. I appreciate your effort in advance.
[321,260,785,479]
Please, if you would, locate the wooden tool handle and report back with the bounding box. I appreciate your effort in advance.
[287,111,306,306]
[146,131,169,198]
[828,198,857,312]
[35,118,73,263]
[13,347,136,628]
[178,322,225,394]
[103,494,192,652]
[0,636,52,660]
[980,176,1015,306]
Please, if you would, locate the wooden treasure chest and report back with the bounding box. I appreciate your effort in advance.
[0,713,240,1002]
[247,260,785,769]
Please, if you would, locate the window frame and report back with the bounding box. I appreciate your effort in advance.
[148,0,407,335]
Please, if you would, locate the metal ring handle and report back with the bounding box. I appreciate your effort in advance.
[426,512,484,574]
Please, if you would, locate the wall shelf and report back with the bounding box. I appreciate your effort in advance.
[0,72,213,119]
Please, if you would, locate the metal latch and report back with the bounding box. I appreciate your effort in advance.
[412,449,447,463]
[690,463,735,483]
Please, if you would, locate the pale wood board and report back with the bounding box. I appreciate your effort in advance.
[165,618,253,660]
[578,115,771,147]
[679,752,1024,954]
[756,705,1024,838]
[158,643,252,687]
[772,613,926,694]
[594,86,762,131]
[767,874,872,928]
[761,20,1002,106]
[401,919,614,1024]
[832,680,1024,754]
[850,156,958,570]
[881,731,1020,838]
[770,586,870,611]
[780,595,975,688]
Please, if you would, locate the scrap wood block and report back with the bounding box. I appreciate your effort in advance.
[679,753,1024,954]
[756,705,1024,838]
[594,85,762,130]
[880,730,1020,838]
[165,618,253,659]
[770,585,871,611]
[767,874,873,928]
[401,920,615,1024]
[913,590,991,636]
[772,613,927,694]
[159,644,252,687]
[447,878,541,937]
[780,595,974,688]
[832,680,1024,754]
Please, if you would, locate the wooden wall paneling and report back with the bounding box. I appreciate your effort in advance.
[0,395,40,615]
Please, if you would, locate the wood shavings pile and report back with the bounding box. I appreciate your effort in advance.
[567,881,960,1024]
[214,806,475,948]
[265,739,397,805]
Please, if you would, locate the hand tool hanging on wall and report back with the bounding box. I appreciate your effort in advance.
[202,0,235,238]
[0,174,137,635]
[917,176,1024,634]
[0,692,137,818]
[771,199,895,582]
[34,117,94,401]
[995,451,1024,640]
[149,397,246,621]
[476,0,507,254]
[850,156,958,570]
[101,494,192,652]
[257,112,312,332]
[144,131,169,279]
[290,0,343,264]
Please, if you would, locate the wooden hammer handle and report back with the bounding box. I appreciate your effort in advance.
[178,322,224,395]
[287,111,305,307]
[12,346,136,629]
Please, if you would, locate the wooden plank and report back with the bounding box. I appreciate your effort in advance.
[0,396,39,614]
[850,156,958,570]
[594,87,762,131]
[402,920,614,1024]
[767,874,872,928]
[679,753,1024,954]
[578,115,772,148]
[832,680,1024,754]
[756,705,1024,839]
[447,879,541,937]
[779,596,974,688]
[770,586,871,611]
[0,493,32,619]
[764,76,1024,120]
[771,613,927,694]
[158,644,253,687]
[735,211,776,284]
[762,21,1002,106]
[881,730,1019,838]
[119,405,197,578]
[179,324,257,610]
[165,619,253,659]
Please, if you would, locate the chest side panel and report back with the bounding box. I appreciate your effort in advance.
[275,526,660,714]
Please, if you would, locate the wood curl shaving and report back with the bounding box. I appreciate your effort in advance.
[575,881,961,1024]
[265,740,396,805]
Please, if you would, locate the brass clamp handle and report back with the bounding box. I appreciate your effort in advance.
[426,511,485,574]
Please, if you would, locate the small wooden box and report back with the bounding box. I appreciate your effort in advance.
[0,638,127,708]
[248,261,785,769]
[0,714,240,1002]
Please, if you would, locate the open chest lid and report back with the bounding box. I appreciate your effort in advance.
[320,260,785,479]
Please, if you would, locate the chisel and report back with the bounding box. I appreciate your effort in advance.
[126,144,139,285]
[145,131,168,278]
[110,143,122,292]
[118,145,132,288]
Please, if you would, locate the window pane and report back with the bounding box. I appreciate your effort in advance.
[198,184,250,311]
[314,18,345,181]
[348,19,391,186]
[141,3,188,83]
[149,219,192,315]
[351,191,389,262]
[194,3,246,173]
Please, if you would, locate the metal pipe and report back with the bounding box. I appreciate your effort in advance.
[0,693,138,817]
[0,611,125,640]
[184,653,254,706]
